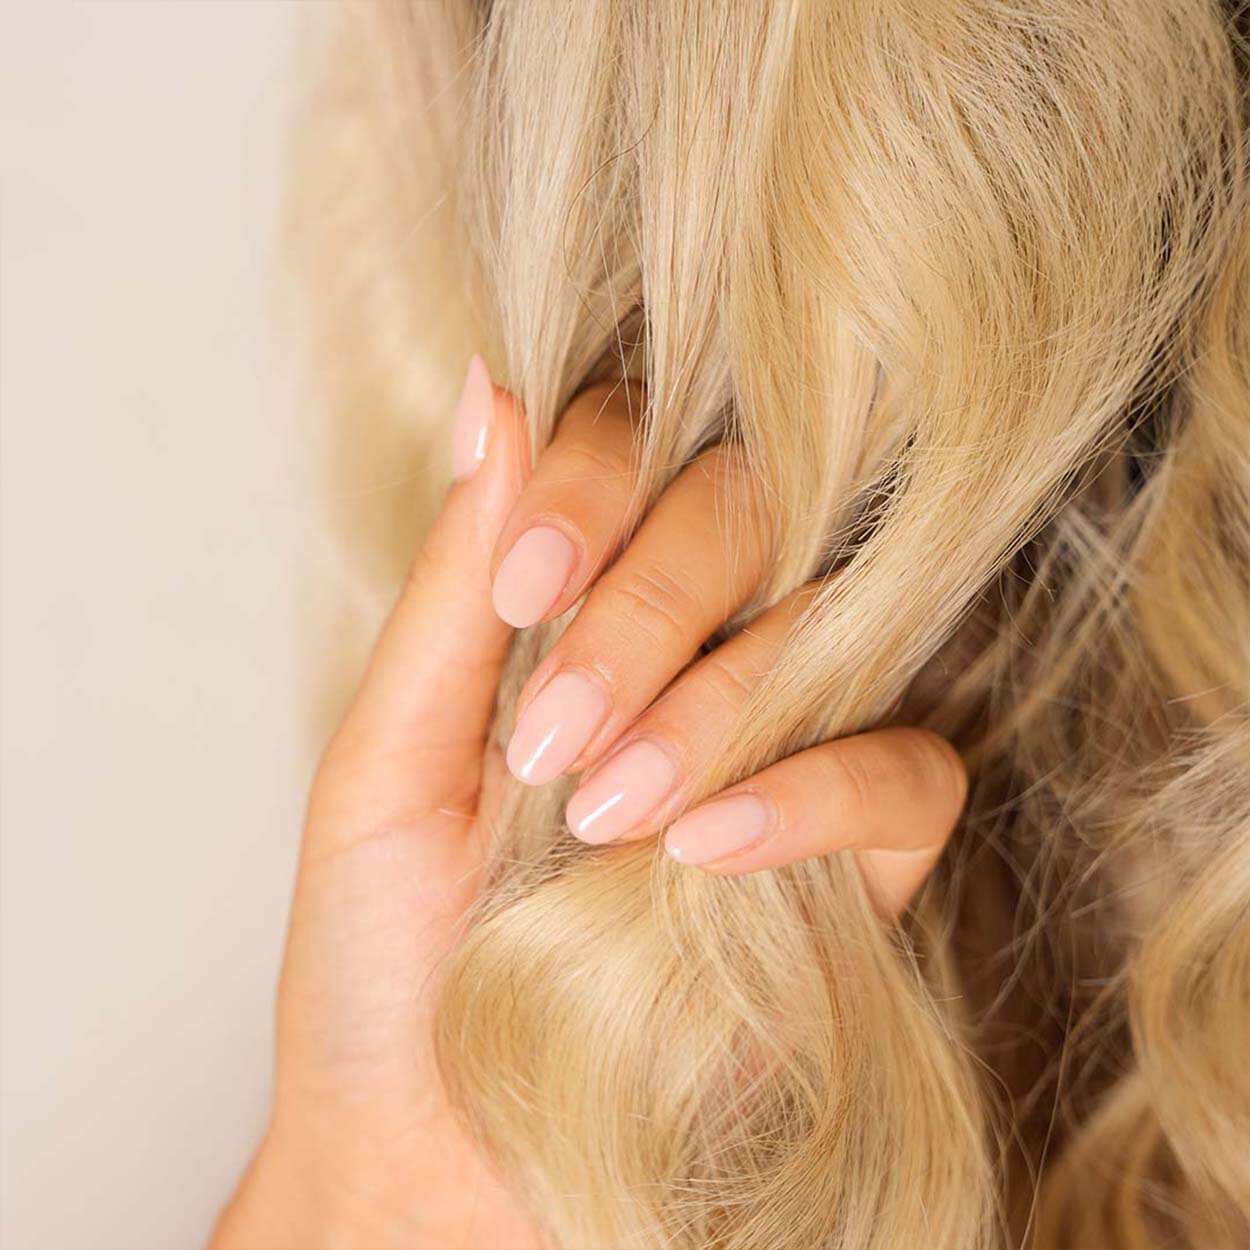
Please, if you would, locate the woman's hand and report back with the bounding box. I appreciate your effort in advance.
[210,362,967,1249]
[493,380,967,917]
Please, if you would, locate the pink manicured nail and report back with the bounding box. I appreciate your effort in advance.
[506,671,609,785]
[664,793,773,865]
[451,354,494,480]
[492,526,578,627]
[566,739,679,845]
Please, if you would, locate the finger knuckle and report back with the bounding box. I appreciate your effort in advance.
[697,653,757,715]
[606,563,702,649]
[825,747,878,826]
[559,441,632,487]
[888,728,968,827]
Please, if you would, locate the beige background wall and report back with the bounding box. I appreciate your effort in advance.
[1,4,332,1246]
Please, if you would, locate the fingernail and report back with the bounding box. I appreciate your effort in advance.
[451,354,494,481]
[492,526,578,627]
[664,793,772,865]
[506,671,609,785]
[566,739,679,845]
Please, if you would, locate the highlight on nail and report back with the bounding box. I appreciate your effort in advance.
[565,738,679,845]
[505,670,610,786]
[451,353,494,481]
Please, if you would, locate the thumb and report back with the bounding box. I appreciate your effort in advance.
[317,357,529,837]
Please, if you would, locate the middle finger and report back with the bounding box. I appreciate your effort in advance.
[503,444,771,785]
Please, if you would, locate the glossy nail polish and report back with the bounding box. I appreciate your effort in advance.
[451,354,494,481]
[505,670,609,785]
[664,793,773,865]
[492,526,578,627]
[565,739,679,845]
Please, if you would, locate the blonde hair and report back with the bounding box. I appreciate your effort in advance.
[294,1,1250,1246]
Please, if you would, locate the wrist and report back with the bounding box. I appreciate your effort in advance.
[208,1118,543,1250]
[209,1134,322,1250]
[211,1132,416,1250]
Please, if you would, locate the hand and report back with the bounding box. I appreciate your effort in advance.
[210,362,967,1249]
[493,381,967,918]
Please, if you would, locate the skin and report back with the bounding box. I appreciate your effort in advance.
[210,375,967,1249]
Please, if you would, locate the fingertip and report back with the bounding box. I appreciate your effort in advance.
[444,366,530,546]
[451,354,495,483]
[449,356,530,497]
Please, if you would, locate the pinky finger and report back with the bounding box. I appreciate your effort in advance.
[662,726,968,921]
